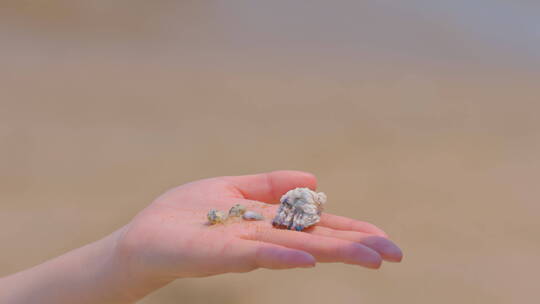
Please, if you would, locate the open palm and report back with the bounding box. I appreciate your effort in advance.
[117,171,403,280]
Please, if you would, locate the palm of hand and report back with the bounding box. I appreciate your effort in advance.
[117,171,402,280]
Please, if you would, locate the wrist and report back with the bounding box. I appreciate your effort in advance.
[99,226,174,303]
[0,226,173,304]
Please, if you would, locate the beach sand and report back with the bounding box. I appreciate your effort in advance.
[1,2,539,303]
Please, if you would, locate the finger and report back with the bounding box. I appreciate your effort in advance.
[307,226,402,262]
[319,213,389,237]
[236,201,388,238]
[231,239,316,271]
[242,227,382,269]
[224,170,317,203]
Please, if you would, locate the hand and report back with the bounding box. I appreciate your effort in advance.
[115,171,403,283]
[0,170,403,304]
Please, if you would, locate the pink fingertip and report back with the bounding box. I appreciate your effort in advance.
[347,244,383,269]
[258,246,316,269]
[283,250,316,268]
[360,236,403,262]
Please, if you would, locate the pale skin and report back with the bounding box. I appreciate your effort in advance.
[0,171,403,303]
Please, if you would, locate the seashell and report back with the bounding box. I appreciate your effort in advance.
[272,187,326,231]
[242,211,264,221]
[207,209,227,224]
[228,204,247,217]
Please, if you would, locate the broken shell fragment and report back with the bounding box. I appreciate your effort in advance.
[272,187,326,231]
[228,204,247,217]
[242,211,264,221]
[207,209,227,224]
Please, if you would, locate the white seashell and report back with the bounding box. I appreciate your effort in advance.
[272,187,326,231]
[228,204,247,217]
[207,209,227,224]
[242,211,264,221]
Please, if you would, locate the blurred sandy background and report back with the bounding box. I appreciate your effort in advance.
[1,1,539,303]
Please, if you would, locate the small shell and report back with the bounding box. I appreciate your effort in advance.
[272,187,326,231]
[242,211,264,221]
[228,204,247,217]
[207,209,227,224]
